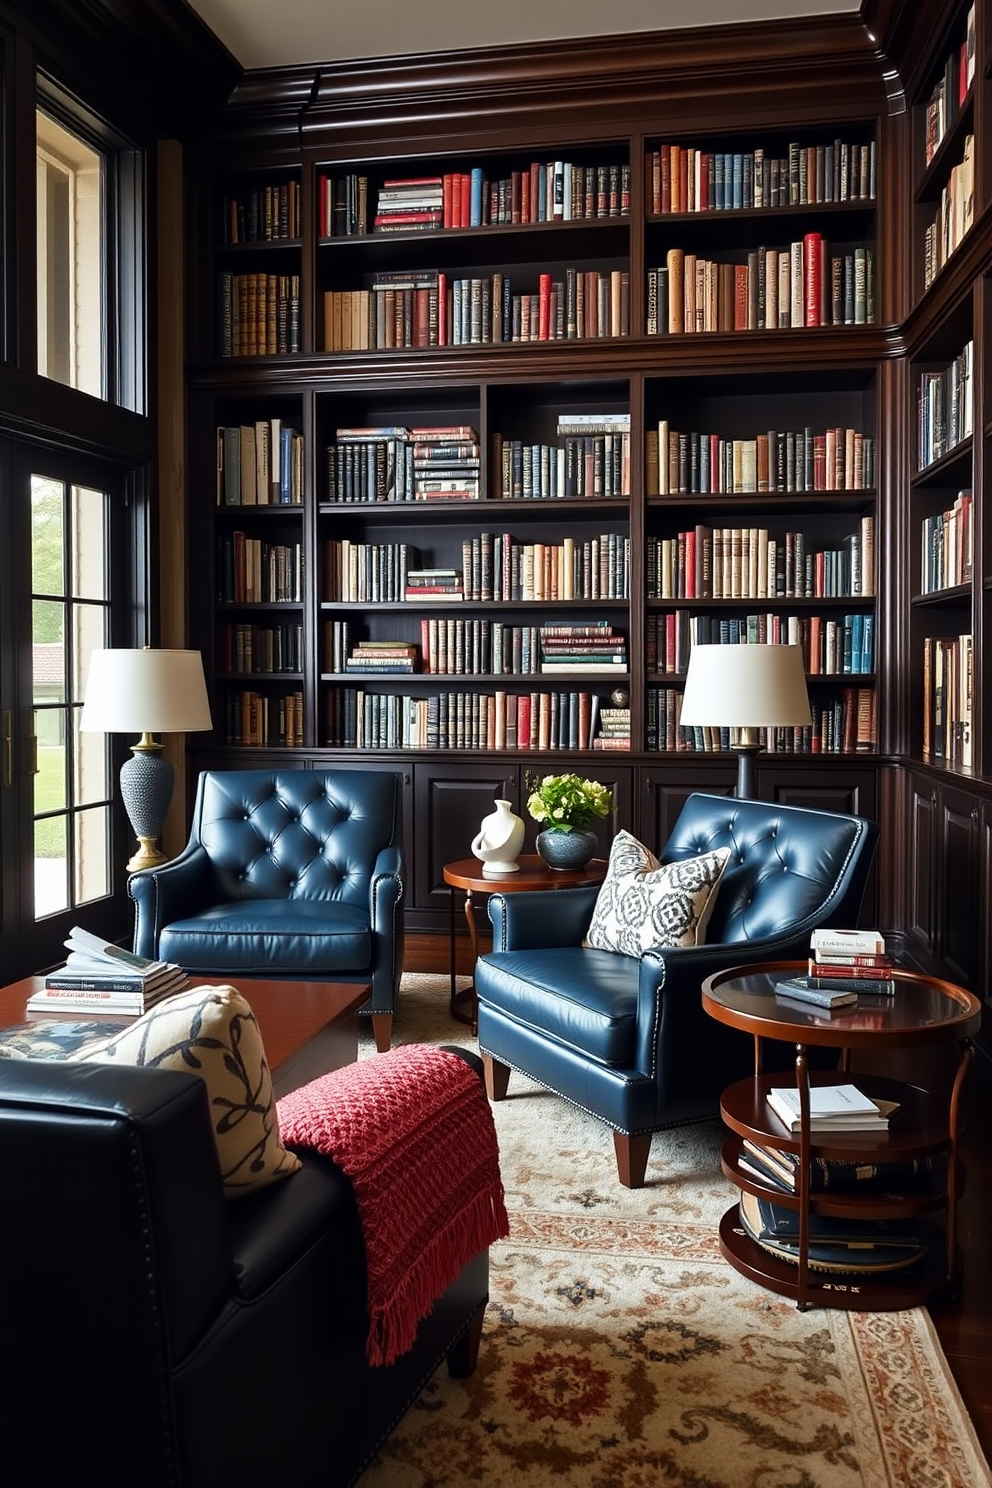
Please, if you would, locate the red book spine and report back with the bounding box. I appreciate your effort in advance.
[517,693,532,748]
[538,273,552,340]
[804,232,822,326]
[442,174,454,229]
[660,144,672,213]
[451,175,462,228]
[460,174,472,229]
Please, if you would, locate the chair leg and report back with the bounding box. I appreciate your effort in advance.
[370,1013,392,1053]
[447,1303,486,1379]
[614,1131,652,1188]
[483,1054,511,1101]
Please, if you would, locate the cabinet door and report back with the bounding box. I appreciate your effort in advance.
[413,763,519,916]
[906,775,937,960]
[936,782,979,988]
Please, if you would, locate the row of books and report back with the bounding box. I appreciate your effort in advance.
[319,160,631,236]
[647,685,876,754]
[922,132,975,292]
[923,6,975,168]
[221,621,304,676]
[645,424,875,496]
[322,688,622,752]
[218,272,301,357]
[322,267,631,350]
[645,137,876,214]
[216,536,303,605]
[459,533,629,602]
[917,341,973,470]
[326,424,480,504]
[647,612,875,678]
[216,420,304,505]
[34,928,189,1015]
[920,490,973,594]
[324,620,623,678]
[495,433,631,500]
[220,181,300,244]
[645,519,875,601]
[773,927,896,1008]
[922,632,973,771]
[324,534,630,604]
[649,242,876,335]
[222,690,304,747]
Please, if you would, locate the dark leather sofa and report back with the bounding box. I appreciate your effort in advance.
[1,1055,488,1488]
[129,768,405,1052]
[476,793,878,1186]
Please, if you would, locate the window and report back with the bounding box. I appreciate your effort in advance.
[36,112,104,397]
[31,474,114,916]
[35,93,146,413]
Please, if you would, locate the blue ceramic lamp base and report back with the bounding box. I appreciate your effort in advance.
[119,736,175,873]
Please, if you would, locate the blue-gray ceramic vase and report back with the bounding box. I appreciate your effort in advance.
[536,827,598,872]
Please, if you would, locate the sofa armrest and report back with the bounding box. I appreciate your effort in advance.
[368,845,405,1008]
[488,885,600,951]
[128,844,218,959]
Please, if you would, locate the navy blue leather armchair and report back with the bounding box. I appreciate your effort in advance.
[129,769,405,1051]
[476,793,878,1187]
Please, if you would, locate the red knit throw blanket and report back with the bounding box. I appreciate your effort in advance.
[276,1045,509,1367]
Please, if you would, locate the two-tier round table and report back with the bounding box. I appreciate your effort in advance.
[702,960,982,1311]
[442,854,607,1032]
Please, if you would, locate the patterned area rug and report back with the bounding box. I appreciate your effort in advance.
[356,974,991,1488]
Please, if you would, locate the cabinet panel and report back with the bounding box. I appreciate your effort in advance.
[414,764,519,914]
[906,776,937,956]
[937,784,980,987]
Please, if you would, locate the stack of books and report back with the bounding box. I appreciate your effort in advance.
[344,640,418,674]
[539,623,627,674]
[372,176,443,233]
[29,926,189,1016]
[738,1191,928,1274]
[593,705,631,750]
[807,927,895,994]
[766,1081,897,1134]
[404,567,464,601]
[411,426,480,501]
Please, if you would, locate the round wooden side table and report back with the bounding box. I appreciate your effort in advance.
[702,959,982,1311]
[442,854,607,1032]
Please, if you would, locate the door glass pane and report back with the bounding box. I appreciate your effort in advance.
[36,112,104,398]
[30,474,112,916]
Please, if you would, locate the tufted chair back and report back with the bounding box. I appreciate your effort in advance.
[129,768,405,1051]
[662,793,874,946]
[195,769,400,906]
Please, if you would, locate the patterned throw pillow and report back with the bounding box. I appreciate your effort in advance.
[77,983,301,1197]
[584,829,731,957]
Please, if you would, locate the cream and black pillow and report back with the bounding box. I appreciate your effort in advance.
[78,983,301,1197]
[584,829,730,957]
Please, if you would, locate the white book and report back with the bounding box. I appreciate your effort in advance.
[809,927,886,956]
[767,1083,888,1133]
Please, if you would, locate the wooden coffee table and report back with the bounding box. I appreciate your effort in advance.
[0,975,368,1098]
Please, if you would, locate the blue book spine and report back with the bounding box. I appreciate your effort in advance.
[280,427,292,502]
[732,153,744,209]
[470,167,484,227]
[862,613,874,672]
[714,153,725,210]
[851,612,864,674]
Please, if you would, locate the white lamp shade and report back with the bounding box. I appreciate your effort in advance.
[679,643,811,728]
[80,648,213,735]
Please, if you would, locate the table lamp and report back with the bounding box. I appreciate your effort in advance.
[679,643,812,799]
[81,647,213,871]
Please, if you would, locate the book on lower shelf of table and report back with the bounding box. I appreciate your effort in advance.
[738,1138,937,1195]
[738,1191,929,1273]
[766,1082,898,1134]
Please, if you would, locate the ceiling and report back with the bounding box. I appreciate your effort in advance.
[182,0,862,72]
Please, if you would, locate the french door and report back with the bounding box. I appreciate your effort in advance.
[0,439,137,977]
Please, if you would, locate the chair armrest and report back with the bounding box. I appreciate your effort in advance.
[128,845,218,960]
[368,845,405,1010]
[488,885,599,951]
[634,929,816,1079]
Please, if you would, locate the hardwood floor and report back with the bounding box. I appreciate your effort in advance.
[405,931,992,1462]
